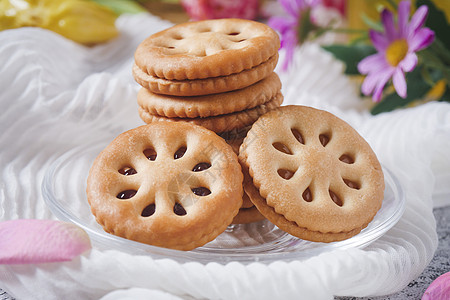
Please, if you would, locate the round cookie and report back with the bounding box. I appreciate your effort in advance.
[132,54,278,96]
[138,92,283,133]
[134,18,280,81]
[239,105,385,242]
[137,72,282,118]
[86,122,243,251]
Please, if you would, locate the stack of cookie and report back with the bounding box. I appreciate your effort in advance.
[132,19,283,224]
[132,18,282,138]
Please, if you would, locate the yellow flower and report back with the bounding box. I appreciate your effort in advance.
[0,0,118,45]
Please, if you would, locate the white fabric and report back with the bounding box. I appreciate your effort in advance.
[0,13,449,300]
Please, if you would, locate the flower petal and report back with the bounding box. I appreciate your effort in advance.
[0,219,91,264]
[369,30,389,52]
[372,69,394,102]
[397,0,410,37]
[381,9,397,41]
[268,16,296,34]
[279,0,302,17]
[280,30,297,70]
[357,53,386,75]
[399,52,417,72]
[409,5,429,34]
[393,68,407,98]
[422,272,450,300]
[361,73,379,96]
[409,28,435,51]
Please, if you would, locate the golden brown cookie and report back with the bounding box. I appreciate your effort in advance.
[137,72,282,118]
[239,105,385,242]
[132,54,278,96]
[134,18,280,81]
[138,92,283,133]
[226,138,265,224]
[86,122,243,251]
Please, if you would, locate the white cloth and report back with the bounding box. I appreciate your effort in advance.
[0,13,449,300]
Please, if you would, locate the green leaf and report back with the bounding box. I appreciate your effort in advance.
[439,85,450,103]
[370,66,437,114]
[416,0,450,50]
[91,0,146,15]
[322,44,376,75]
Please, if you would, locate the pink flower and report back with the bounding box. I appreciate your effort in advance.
[181,0,259,21]
[357,1,435,102]
[0,219,91,264]
[268,0,322,70]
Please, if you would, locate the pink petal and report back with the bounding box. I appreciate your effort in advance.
[279,0,302,17]
[0,219,91,264]
[409,28,435,51]
[393,68,407,98]
[372,69,394,102]
[381,9,397,41]
[422,272,450,300]
[361,73,379,96]
[357,53,386,75]
[268,16,296,35]
[399,52,417,72]
[280,29,297,70]
[397,1,410,37]
[369,30,389,52]
[409,5,428,34]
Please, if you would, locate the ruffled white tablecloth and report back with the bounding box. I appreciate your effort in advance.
[0,13,449,300]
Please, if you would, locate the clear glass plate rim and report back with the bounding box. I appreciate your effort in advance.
[42,141,406,264]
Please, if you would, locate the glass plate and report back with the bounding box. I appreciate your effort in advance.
[42,140,405,264]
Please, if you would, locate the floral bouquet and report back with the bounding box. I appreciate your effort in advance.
[268,0,450,114]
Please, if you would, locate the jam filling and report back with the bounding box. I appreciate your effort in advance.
[117,189,137,199]
[272,142,292,154]
[173,203,187,216]
[193,162,211,172]
[329,190,343,206]
[319,134,330,147]
[192,187,211,196]
[344,179,360,190]
[144,148,157,161]
[291,128,305,144]
[339,154,354,164]
[302,188,312,202]
[277,169,294,180]
[174,147,187,159]
[141,204,156,217]
[119,167,137,176]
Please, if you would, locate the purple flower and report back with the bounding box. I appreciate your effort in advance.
[357,0,435,102]
[268,0,322,70]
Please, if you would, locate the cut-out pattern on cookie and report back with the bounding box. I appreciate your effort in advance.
[117,190,137,200]
[272,142,292,155]
[174,146,187,159]
[142,204,156,217]
[192,162,211,172]
[119,167,137,176]
[144,148,157,161]
[277,169,295,180]
[192,187,211,196]
[329,190,343,207]
[343,178,360,190]
[339,154,354,164]
[291,128,305,144]
[173,203,187,216]
[319,133,330,147]
[302,188,313,202]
